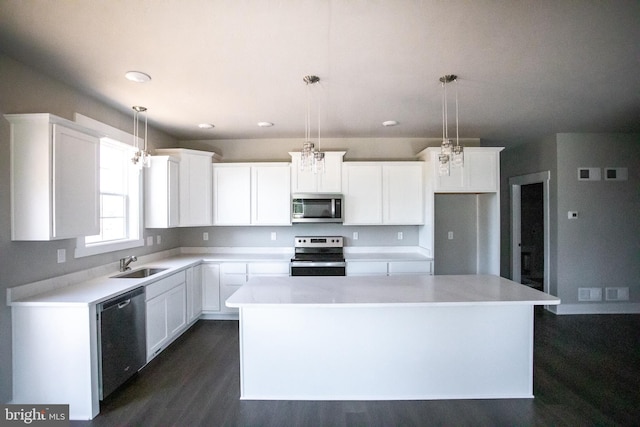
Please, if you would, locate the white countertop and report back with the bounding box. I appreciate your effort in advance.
[226,274,561,308]
[6,248,432,307]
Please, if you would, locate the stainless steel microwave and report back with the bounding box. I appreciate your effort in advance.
[291,194,344,223]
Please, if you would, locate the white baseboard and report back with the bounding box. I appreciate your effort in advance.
[549,302,640,315]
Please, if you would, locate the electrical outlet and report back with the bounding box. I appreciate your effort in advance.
[605,287,629,301]
[270,232,277,241]
[156,235,161,245]
[353,232,359,240]
[397,232,403,240]
[448,231,454,240]
[578,287,602,302]
[203,232,209,241]
[568,211,578,219]
[57,249,66,263]
[147,236,154,246]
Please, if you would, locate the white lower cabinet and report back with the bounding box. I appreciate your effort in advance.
[202,263,221,312]
[346,261,388,276]
[186,265,203,324]
[388,261,433,275]
[219,262,290,314]
[220,263,248,314]
[145,271,187,361]
[346,260,433,276]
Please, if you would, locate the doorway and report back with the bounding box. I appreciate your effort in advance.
[510,172,550,293]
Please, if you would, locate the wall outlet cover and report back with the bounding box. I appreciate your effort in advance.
[578,287,602,302]
[605,287,630,301]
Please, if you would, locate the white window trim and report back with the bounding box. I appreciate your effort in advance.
[74,114,145,258]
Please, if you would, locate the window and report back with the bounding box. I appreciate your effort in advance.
[75,116,144,257]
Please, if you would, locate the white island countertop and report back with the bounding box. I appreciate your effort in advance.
[226,274,560,308]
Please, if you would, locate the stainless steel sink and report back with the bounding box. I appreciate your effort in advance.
[110,267,168,279]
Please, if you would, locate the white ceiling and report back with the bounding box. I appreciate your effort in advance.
[1,0,639,146]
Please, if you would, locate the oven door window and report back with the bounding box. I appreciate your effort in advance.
[290,265,346,276]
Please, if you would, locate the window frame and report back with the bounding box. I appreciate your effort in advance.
[74,114,144,258]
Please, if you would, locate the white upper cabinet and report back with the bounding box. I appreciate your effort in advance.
[342,163,383,224]
[289,151,345,193]
[5,114,101,240]
[420,147,503,193]
[383,162,424,224]
[212,164,252,225]
[251,164,291,225]
[342,161,424,225]
[212,163,291,226]
[155,148,220,226]
[145,156,180,228]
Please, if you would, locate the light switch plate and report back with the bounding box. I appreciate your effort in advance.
[57,249,66,263]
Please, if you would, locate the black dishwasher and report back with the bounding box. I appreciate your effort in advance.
[97,287,146,400]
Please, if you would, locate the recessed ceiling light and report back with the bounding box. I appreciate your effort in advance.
[198,123,215,129]
[257,122,274,127]
[382,120,399,127]
[125,71,152,83]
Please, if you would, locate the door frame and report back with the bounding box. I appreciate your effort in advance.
[509,171,550,293]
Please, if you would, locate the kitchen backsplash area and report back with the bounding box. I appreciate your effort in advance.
[177,224,420,248]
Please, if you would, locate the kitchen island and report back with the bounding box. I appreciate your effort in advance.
[226,274,560,401]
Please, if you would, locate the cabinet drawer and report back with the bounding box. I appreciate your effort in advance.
[145,271,186,300]
[346,261,388,276]
[388,261,432,275]
[248,262,290,276]
[220,263,247,274]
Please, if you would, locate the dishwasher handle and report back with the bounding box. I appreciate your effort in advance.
[99,287,144,312]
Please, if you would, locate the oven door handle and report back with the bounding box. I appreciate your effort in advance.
[290,261,346,268]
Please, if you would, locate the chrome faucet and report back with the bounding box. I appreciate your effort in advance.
[119,255,138,272]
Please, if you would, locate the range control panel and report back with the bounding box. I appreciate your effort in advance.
[294,236,344,248]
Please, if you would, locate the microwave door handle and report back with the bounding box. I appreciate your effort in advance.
[331,199,335,217]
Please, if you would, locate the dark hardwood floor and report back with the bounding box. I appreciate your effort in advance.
[73,309,640,426]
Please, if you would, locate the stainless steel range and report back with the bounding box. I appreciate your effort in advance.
[290,236,346,276]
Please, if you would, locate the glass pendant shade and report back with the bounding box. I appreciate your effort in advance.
[131,106,150,169]
[438,75,463,176]
[299,75,324,173]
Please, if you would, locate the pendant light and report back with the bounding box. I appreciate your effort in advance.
[131,106,150,169]
[300,75,324,173]
[438,75,464,176]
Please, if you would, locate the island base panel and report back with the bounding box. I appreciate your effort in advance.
[238,305,534,400]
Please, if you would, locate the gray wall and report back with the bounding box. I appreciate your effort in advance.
[0,54,181,403]
[433,195,479,275]
[180,224,419,248]
[555,133,640,305]
[500,136,558,293]
[499,133,640,308]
